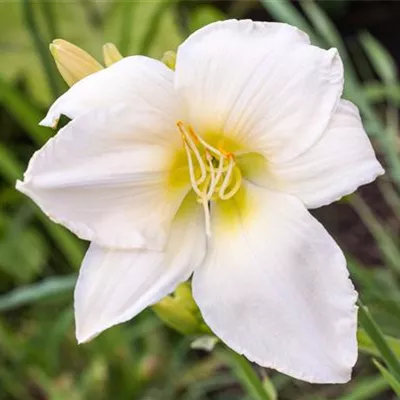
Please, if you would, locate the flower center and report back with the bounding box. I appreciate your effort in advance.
[176,121,242,236]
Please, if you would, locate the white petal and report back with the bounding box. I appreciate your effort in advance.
[175,19,343,161]
[75,198,206,343]
[264,100,384,208]
[41,56,180,130]
[17,104,187,249]
[193,182,358,383]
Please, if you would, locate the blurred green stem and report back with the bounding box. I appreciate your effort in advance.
[221,347,274,400]
[21,0,61,99]
[139,0,176,55]
[119,1,135,55]
[40,2,58,39]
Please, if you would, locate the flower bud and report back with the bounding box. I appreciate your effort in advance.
[152,282,210,335]
[50,39,103,86]
[161,50,176,70]
[102,43,123,67]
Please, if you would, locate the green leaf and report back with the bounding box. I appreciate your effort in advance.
[22,0,63,99]
[373,359,400,396]
[189,4,226,33]
[0,274,76,312]
[336,375,389,400]
[0,74,51,145]
[349,194,400,275]
[138,0,178,55]
[300,0,346,55]
[358,304,400,382]
[0,143,25,182]
[0,213,48,283]
[359,31,398,86]
[358,329,400,360]
[221,348,274,400]
[260,0,321,45]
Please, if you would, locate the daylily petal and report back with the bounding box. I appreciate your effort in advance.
[75,196,206,343]
[193,182,357,383]
[264,100,384,208]
[41,56,179,129]
[17,104,187,250]
[175,19,343,162]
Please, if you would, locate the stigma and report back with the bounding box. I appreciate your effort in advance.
[177,121,242,237]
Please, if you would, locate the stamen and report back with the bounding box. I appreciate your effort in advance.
[176,120,243,236]
[177,122,207,185]
[218,156,235,199]
[205,151,216,199]
[201,196,211,237]
[207,155,224,198]
[220,166,242,200]
[188,126,224,158]
[184,142,205,198]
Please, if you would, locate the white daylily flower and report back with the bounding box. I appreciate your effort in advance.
[16,20,384,383]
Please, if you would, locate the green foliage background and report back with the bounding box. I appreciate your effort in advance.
[1,0,400,399]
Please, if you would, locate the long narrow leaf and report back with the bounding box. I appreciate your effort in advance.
[0,75,50,145]
[373,359,400,396]
[139,0,176,55]
[21,0,62,99]
[260,0,320,45]
[221,348,273,400]
[358,304,400,382]
[359,32,397,86]
[0,275,76,312]
[337,375,388,400]
[358,329,400,359]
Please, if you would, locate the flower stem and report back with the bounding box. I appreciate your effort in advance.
[221,347,274,400]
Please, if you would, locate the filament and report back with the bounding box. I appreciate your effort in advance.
[177,121,243,236]
[184,141,205,198]
[218,156,235,199]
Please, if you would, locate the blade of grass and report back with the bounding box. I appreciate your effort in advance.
[21,0,62,99]
[119,1,135,55]
[348,260,400,324]
[139,0,177,55]
[358,303,400,382]
[378,179,400,219]
[0,274,76,312]
[359,32,397,86]
[0,144,25,182]
[358,329,400,359]
[373,359,400,396]
[349,194,400,275]
[0,75,50,145]
[220,347,274,400]
[40,2,59,39]
[260,0,321,45]
[336,375,389,400]
[384,104,400,185]
[300,0,350,67]
[358,31,400,183]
